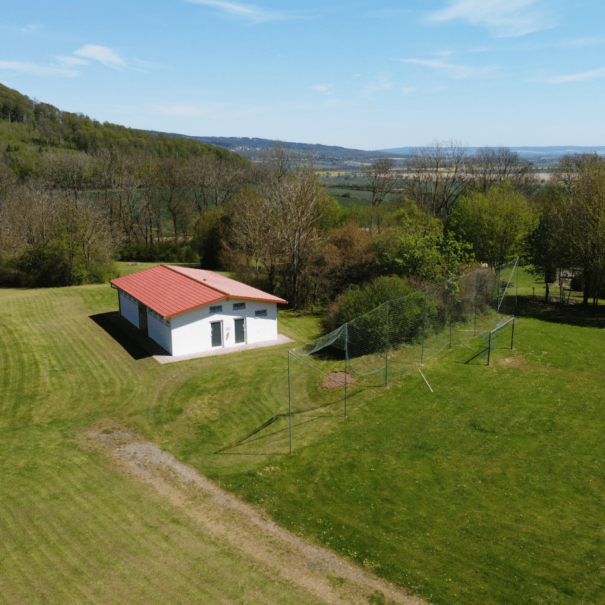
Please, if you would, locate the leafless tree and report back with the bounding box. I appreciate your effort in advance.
[229,187,283,292]
[468,146,538,197]
[403,140,469,218]
[228,168,328,307]
[157,159,191,243]
[212,158,246,207]
[134,157,161,245]
[365,158,399,207]
[0,182,58,256]
[263,169,328,308]
[39,151,92,205]
[186,155,216,214]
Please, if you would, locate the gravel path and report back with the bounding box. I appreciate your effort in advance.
[85,420,428,605]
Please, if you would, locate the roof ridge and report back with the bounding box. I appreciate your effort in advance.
[161,265,230,297]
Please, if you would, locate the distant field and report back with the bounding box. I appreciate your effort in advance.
[325,187,374,208]
[1,268,604,604]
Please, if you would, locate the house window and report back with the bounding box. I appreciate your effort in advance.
[255,309,267,317]
[233,302,246,310]
[210,305,223,314]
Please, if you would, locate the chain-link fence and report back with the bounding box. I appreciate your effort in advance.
[287,258,519,444]
[216,259,518,455]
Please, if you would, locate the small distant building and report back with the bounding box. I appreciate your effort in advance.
[110,265,287,356]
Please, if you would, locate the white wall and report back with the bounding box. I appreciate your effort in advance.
[147,308,173,354]
[119,290,139,328]
[170,299,278,357]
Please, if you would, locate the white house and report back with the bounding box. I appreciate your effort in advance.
[110,265,287,356]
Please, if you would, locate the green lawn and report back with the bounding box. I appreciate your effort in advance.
[0,285,323,604]
[1,276,604,604]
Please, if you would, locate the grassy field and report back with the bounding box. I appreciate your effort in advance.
[324,187,374,208]
[0,285,325,604]
[1,267,605,604]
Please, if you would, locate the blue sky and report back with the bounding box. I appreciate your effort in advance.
[1,0,604,149]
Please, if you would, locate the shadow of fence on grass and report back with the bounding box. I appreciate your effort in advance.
[214,385,367,455]
[516,296,605,329]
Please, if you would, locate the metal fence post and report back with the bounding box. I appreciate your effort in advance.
[344,323,348,418]
[511,317,516,349]
[497,265,502,320]
[515,259,519,313]
[449,284,453,349]
[474,270,478,334]
[487,330,492,366]
[421,287,428,364]
[385,301,389,386]
[288,351,292,455]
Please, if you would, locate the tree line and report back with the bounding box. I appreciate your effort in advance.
[0,83,242,182]
[1,135,604,315]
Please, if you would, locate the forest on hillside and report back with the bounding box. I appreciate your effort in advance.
[2,125,604,320]
[0,83,244,180]
[1,83,604,317]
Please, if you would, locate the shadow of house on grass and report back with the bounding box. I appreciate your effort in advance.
[89,312,169,360]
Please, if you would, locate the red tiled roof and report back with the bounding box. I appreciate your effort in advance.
[168,266,287,304]
[110,265,287,318]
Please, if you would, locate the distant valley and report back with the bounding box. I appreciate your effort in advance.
[150,130,605,168]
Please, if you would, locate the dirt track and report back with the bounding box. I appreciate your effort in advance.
[84,420,428,605]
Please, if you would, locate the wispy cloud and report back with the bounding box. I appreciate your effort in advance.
[0,61,79,77]
[427,0,557,38]
[0,45,155,79]
[56,55,90,66]
[184,0,284,23]
[74,45,126,69]
[364,73,392,99]
[397,58,497,79]
[21,24,41,34]
[558,36,605,49]
[541,67,605,84]
[310,84,331,92]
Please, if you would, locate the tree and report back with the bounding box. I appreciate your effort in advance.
[447,182,534,268]
[309,223,376,303]
[468,147,538,197]
[39,151,92,205]
[365,158,399,208]
[227,169,329,308]
[156,159,190,243]
[267,170,329,308]
[403,140,469,218]
[524,185,565,302]
[228,187,283,292]
[551,154,605,305]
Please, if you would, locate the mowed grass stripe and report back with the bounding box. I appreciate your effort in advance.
[0,421,323,605]
[0,496,85,605]
[0,316,40,427]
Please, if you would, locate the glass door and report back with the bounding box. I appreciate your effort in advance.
[211,321,222,348]
[234,318,245,344]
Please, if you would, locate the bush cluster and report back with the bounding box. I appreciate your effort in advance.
[116,242,201,264]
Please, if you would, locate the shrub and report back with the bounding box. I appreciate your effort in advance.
[116,242,200,264]
[323,276,416,333]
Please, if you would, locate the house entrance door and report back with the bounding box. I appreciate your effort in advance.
[138,302,148,335]
[234,318,245,344]
[211,321,222,348]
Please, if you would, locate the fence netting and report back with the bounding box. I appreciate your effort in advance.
[216,259,518,454]
[291,257,519,390]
